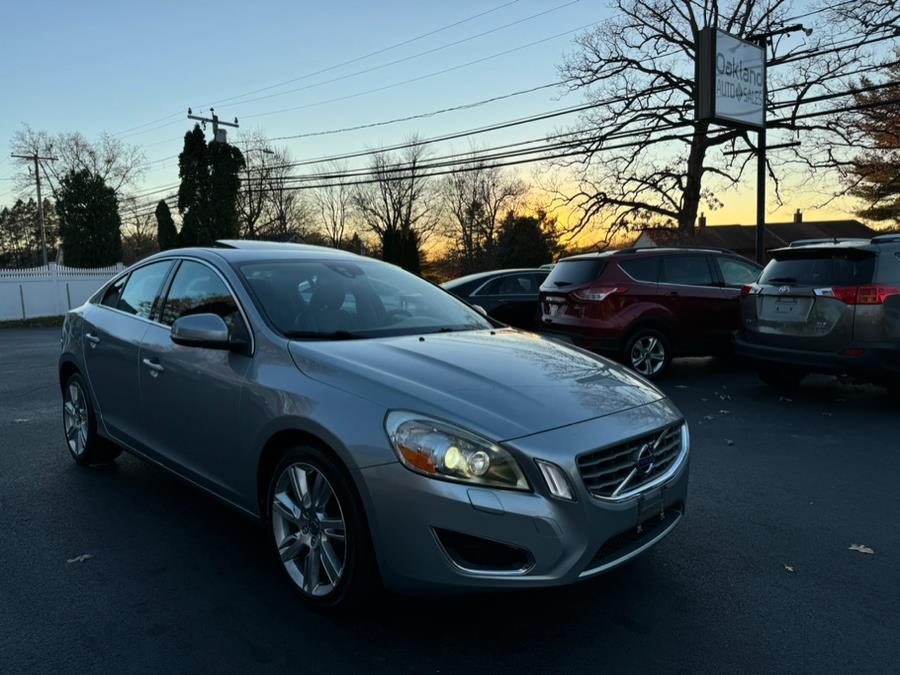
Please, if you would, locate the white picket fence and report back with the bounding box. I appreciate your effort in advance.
[0,262,124,321]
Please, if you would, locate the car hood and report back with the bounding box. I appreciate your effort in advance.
[288,329,664,441]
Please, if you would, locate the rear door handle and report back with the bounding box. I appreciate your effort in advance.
[142,358,164,376]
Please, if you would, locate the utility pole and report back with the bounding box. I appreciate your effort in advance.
[10,152,57,266]
[187,107,239,143]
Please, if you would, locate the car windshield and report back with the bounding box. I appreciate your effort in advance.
[761,252,875,286]
[237,258,492,339]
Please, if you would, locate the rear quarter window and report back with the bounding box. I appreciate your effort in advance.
[619,257,660,283]
[542,259,606,289]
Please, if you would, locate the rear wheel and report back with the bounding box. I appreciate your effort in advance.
[757,365,806,391]
[624,328,671,379]
[266,446,377,609]
[62,373,121,465]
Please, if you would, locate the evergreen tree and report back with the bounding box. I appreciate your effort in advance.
[177,125,245,246]
[496,210,558,269]
[55,169,122,267]
[155,200,178,250]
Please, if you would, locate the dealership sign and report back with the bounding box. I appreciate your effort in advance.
[696,28,766,129]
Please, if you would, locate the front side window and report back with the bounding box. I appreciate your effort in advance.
[160,261,245,337]
[476,274,538,296]
[116,261,173,319]
[716,257,760,287]
[238,259,492,338]
[660,255,715,286]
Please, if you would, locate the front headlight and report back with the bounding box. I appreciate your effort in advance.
[385,411,529,491]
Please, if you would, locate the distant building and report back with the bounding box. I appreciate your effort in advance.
[633,210,877,260]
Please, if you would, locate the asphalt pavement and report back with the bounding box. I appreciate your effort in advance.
[1,327,898,674]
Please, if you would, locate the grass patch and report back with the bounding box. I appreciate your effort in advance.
[0,316,65,329]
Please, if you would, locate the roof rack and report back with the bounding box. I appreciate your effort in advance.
[214,239,340,253]
[871,233,900,244]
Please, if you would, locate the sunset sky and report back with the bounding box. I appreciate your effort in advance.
[0,0,871,242]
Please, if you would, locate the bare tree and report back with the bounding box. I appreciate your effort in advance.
[11,125,146,197]
[119,195,159,263]
[353,139,439,270]
[555,0,900,241]
[441,157,525,272]
[311,162,355,248]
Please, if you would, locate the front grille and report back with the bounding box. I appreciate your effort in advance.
[576,424,683,498]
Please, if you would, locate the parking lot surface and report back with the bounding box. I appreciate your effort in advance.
[1,327,898,673]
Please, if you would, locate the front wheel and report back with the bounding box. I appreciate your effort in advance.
[62,373,121,465]
[267,447,377,609]
[624,328,671,379]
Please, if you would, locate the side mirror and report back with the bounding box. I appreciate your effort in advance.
[171,313,243,351]
[472,304,488,317]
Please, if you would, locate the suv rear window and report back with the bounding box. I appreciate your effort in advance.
[761,253,875,286]
[542,259,605,288]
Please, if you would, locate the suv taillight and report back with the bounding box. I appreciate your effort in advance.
[571,287,627,302]
[828,285,900,305]
[741,284,760,297]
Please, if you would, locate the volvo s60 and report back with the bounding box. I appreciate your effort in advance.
[59,241,690,607]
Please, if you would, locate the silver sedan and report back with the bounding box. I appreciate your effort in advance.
[59,241,689,608]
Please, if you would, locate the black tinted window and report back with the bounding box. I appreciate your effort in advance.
[716,257,760,287]
[761,254,875,286]
[619,257,660,283]
[543,260,605,288]
[117,262,173,318]
[101,276,127,308]
[660,255,714,286]
[477,274,539,296]
[161,261,244,334]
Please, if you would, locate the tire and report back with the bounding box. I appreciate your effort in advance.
[623,328,672,379]
[757,365,806,391]
[62,373,122,465]
[266,446,378,609]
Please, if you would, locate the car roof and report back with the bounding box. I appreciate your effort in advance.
[770,237,897,255]
[442,268,547,288]
[559,246,741,262]
[139,240,365,267]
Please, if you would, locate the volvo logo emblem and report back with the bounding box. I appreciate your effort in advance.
[635,443,655,476]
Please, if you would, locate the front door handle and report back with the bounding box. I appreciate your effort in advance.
[142,358,164,377]
[85,332,100,345]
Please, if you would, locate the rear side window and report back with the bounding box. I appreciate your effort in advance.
[477,273,540,296]
[760,254,875,286]
[100,276,128,308]
[660,255,715,286]
[619,257,660,283]
[116,261,173,319]
[715,257,760,287]
[542,260,606,288]
[160,261,244,334]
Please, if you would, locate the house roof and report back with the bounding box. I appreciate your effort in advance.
[638,220,877,251]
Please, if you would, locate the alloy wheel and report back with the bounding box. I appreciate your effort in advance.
[271,462,347,597]
[630,336,666,376]
[63,382,89,457]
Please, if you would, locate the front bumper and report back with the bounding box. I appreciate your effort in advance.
[734,337,900,383]
[360,399,689,593]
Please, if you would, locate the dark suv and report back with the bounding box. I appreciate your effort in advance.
[539,248,761,377]
[735,235,900,395]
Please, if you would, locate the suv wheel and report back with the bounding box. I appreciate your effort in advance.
[267,447,377,609]
[62,373,122,465]
[757,366,806,391]
[624,328,671,379]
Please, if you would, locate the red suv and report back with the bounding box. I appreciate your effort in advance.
[538,248,761,377]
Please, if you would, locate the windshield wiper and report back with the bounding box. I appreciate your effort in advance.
[284,330,366,340]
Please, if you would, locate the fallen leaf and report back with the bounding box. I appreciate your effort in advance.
[719,409,731,415]
[14,418,30,423]
[703,415,715,421]
[784,565,795,573]
[724,438,735,446]
[66,554,94,564]
[849,544,874,555]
